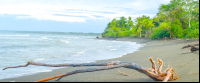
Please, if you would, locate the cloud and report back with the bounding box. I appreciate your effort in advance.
[0,0,171,22]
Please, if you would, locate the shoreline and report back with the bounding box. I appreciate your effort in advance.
[0,37,199,82]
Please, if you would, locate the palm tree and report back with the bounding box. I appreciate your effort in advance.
[119,16,127,30]
[127,16,134,30]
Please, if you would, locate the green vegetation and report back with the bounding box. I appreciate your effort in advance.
[102,0,199,39]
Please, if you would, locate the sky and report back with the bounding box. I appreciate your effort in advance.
[0,0,171,33]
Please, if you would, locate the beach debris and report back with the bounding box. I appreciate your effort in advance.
[184,38,190,41]
[182,43,199,52]
[3,58,180,82]
[190,45,199,52]
[176,39,182,41]
[164,37,168,43]
[182,43,199,49]
[176,38,191,41]
[117,69,131,77]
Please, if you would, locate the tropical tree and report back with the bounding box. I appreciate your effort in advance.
[102,0,199,39]
[141,17,155,38]
[109,18,122,37]
[171,19,184,38]
[119,16,127,30]
[157,0,186,38]
[135,16,145,38]
[127,16,134,30]
[182,0,199,28]
[159,21,172,38]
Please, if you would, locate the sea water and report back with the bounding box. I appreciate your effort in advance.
[0,31,144,80]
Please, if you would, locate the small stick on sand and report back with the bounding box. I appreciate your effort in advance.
[164,37,168,43]
[117,69,131,77]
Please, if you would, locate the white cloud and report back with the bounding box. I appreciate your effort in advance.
[0,0,170,22]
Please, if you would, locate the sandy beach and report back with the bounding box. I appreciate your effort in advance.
[0,37,199,82]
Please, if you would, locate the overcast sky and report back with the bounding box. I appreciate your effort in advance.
[0,0,171,33]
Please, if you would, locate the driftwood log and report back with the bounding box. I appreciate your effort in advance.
[3,58,180,82]
[182,43,199,49]
[190,45,199,52]
[182,43,199,52]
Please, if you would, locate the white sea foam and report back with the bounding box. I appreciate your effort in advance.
[0,31,145,81]
[63,37,79,39]
[77,51,85,54]
[41,70,52,72]
[60,40,69,43]
[110,49,117,50]
[14,69,53,76]
[98,40,105,42]
[34,58,45,61]
[0,35,29,37]
[41,37,52,40]
[54,55,61,57]
[130,43,136,45]
[41,36,48,39]
[111,41,122,43]
[1,70,46,79]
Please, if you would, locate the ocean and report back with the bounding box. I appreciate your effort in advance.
[0,30,144,80]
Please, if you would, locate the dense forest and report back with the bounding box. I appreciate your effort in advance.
[101,0,199,39]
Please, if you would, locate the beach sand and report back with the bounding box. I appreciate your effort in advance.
[0,38,199,82]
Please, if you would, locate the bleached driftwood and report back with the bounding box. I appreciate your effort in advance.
[3,58,180,82]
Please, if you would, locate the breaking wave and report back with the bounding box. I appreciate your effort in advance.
[0,35,29,37]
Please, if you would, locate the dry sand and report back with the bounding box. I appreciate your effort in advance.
[0,37,199,82]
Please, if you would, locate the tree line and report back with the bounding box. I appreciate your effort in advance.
[102,0,199,39]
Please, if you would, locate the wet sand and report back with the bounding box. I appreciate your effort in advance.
[0,37,199,82]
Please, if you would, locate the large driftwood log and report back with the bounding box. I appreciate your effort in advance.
[182,43,199,52]
[190,45,199,52]
[182,43,199,49]
[3,58,180,82]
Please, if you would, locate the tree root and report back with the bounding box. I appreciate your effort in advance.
[3,58,180,82]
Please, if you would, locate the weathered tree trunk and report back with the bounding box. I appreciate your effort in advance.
[189,17,191,28]
[182,43,199,49]
[189,11,191,28]
[145,30,148,38]
[170,32,172,39]
[3,58,180,82]
[140,29,141,38]
[191,45,199,52]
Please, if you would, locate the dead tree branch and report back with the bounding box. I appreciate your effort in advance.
[190,45,199,52]
[3,58,180,82]
[182,44,199,49]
